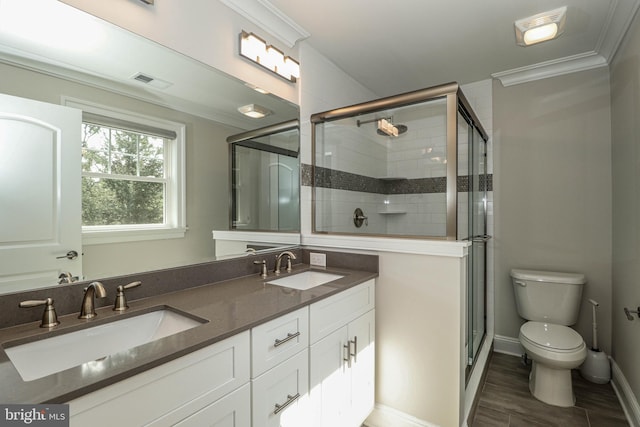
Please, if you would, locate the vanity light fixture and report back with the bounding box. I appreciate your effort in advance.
[239,31,300,82]
[514,6,567,46]
[238,104,272,119]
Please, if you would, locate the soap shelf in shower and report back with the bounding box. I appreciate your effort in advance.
[377,210,407,215]
[377,176,408,181]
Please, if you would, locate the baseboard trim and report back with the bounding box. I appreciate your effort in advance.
[611,358,640,427]
[493,334,523,356]
[364,404,439,427]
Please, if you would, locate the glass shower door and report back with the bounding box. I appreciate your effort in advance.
[458,108,488,378]
[468,125,487,369]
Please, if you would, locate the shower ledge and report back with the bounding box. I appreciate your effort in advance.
[377,210,407,215]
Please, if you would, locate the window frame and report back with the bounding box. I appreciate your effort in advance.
[64,97,186,245]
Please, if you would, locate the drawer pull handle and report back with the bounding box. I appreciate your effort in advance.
[274,393,300,414]
[274,331,300,347]
[343,343,351,368]
[349,336,358,363]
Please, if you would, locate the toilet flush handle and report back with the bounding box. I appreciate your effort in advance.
[515,280,527,287]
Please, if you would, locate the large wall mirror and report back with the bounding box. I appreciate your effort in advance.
[0,0,300,294]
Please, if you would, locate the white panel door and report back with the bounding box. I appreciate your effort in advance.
[0,93,82,292]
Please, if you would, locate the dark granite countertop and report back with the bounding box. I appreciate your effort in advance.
[0,265,377,404]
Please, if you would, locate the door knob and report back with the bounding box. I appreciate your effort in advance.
[56,250,78,260]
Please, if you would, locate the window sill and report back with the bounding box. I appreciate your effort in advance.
[82,226,187,245]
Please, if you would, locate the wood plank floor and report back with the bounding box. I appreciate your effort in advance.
[471,352,629,426]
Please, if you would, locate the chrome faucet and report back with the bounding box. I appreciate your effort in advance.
[274,251,297,275]
[79,281,107,319]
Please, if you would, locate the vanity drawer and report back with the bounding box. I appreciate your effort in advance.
[309,279,375,344]
[252,348,309,427]
[69,331,250,427]
[251,306,308,377]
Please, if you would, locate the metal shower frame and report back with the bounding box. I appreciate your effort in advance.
[310,81,489,240]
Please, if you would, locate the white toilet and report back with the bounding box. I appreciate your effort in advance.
[511,269,587,407]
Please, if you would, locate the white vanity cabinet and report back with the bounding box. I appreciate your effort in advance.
[251,307,310,427]
[68,331,251,427]
[309,279,376,427]
[65,279,375,427]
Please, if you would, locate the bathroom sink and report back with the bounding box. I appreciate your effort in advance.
[267,271,344,290]
[3,307,207,382]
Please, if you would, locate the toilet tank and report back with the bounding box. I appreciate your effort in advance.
[511,269,586,325]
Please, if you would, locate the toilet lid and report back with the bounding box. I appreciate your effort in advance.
[520,322,584,351]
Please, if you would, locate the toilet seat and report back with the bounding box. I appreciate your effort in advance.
[520,321,584,352]
[519,321,586,370]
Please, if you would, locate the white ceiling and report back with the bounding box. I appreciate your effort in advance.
[0,0,638,126]
[266,0,640,96]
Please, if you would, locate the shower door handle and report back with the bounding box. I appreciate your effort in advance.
[462,234,492,242]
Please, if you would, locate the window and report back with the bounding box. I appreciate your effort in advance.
[65,98,186,244]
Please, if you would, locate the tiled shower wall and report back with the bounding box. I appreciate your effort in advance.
[312,100,450,236]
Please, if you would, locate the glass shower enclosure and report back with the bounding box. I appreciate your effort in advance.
[310,83,489,380]
[227,120,300,232]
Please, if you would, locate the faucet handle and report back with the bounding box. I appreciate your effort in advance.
[253,260,268,279]
[113,281,142,311]
[19,298,59,328]
[57,272,78,284]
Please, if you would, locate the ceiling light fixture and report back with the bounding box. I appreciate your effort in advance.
[237,104,272,119]
[377,119,399,137]
[514,6,567,46]
[239,31,300,82]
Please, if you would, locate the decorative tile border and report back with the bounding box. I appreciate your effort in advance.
[301,164,493,193]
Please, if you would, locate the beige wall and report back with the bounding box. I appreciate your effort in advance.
[493,68,613,353]
[374,252,465,427]
[0,62,235,279]
[610,6,640,409]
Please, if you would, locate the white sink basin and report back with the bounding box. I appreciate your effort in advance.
[4,308,206,382]
[267,271,344,290]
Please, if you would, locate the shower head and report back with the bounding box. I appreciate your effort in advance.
[377,124,407,136]
[356,117,408,137]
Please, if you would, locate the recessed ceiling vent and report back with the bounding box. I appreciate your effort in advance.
[130,73,173,89]
[133,73,154,84]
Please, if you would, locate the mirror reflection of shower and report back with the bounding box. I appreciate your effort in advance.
[227,120,300,232]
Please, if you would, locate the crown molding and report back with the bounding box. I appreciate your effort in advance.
[597,0,640,62]
[492,51,607,87]
[493,0,640,87]
[219,0,310,48]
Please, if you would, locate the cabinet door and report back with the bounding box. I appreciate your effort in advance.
[309,326,350,427]
[252,349,309,427]
[348,310,376,427]
[173,383,250,427]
